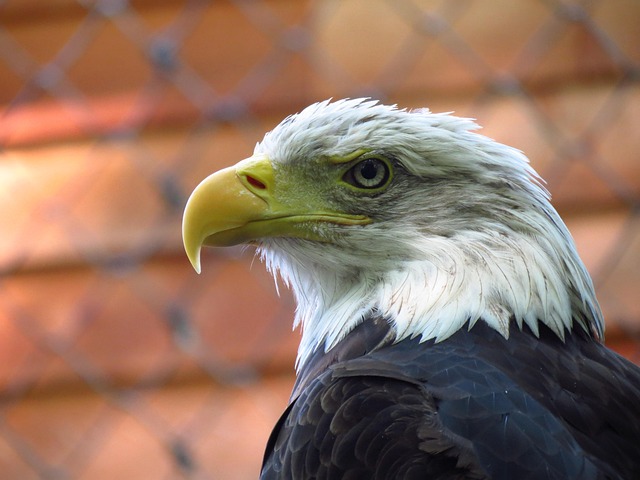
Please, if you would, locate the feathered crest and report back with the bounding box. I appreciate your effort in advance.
[256,99,604,368]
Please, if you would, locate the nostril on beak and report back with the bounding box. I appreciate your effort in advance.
[245,175,266,190]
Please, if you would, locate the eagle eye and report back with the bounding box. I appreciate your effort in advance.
[343,156,392,190]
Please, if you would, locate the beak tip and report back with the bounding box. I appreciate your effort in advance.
[186,246,203,274]
[183,229,203,274]
[192,260,202,275]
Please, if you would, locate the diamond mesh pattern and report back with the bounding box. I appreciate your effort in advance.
[1,0,639,478]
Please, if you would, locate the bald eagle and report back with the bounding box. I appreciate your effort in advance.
[182,99,640,479]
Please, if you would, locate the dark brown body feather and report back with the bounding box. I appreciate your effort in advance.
[261,318,640,479]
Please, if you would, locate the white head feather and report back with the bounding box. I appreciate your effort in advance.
[254,98,603,369]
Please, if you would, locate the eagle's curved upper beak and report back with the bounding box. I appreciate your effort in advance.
[182,155,369,273]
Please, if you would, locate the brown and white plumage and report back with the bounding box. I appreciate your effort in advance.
[182,99,640,479]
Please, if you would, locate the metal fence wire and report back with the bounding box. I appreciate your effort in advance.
[1,0,639,478]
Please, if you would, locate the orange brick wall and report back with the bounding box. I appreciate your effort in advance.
[1,1,639,478]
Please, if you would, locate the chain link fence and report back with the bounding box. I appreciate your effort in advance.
[1,0,639,478]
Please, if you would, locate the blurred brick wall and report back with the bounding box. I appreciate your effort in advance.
[1,1,639,478]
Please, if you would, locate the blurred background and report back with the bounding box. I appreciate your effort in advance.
[1,0,639,478]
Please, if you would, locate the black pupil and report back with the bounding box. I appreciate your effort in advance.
[361,160,379,179]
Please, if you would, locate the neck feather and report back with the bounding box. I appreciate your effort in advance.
[260,221,602,371]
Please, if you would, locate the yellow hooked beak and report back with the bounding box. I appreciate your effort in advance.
[182,155,370,273]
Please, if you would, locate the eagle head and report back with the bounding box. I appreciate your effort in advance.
[182,98,603,368]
